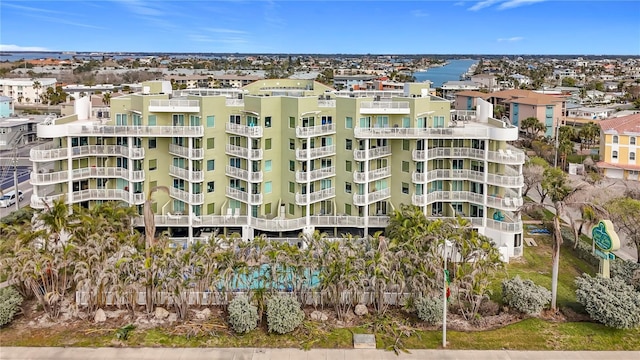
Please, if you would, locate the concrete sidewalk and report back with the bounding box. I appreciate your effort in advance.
[1,348,639,360]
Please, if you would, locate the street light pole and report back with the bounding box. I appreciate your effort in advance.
[13,145,19,211]
[442,239,452,348]
[554,120,560,168]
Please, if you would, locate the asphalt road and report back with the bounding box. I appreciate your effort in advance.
[0,166,31,190]
[0,180,33,218]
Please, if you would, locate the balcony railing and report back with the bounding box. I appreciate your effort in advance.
[487,148,525,164]
[30,145,145,162]
[225,144,263,160]
[353,145,391,160]
[486,195,522,211]
[225,166,263,182]
[148,99,200,112]
[487,173,524,187]
[485,218,523,233]
[425,191,485,205]
[295,166,335,182]
[169,187,204,204]
[295,123,336,137]
[353,187,391,206]
[354,126,489,139]
[170,165,204,182]
[226,186,262,205]
[31,167,144,185]
[70,189,129,203]
[295,188,335,205]
[317,99,336,107]
[31,170,68,185]
[39,124,204,138]
[295,145,335,160]
[225,98,244,106]
[353,166,391,183]
[412,169,484,183]
[169,144,204,159]
[30,193,65,209]
[225,123,263,137]
[359,101,410,114]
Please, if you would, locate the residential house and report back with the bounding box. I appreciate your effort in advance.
[597,114,640,181]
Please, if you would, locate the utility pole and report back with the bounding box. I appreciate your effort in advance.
[13,144,19,211]
[554,120,560,168]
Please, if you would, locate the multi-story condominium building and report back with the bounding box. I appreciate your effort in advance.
[597,114,640,181]
[0,117,38,150]
[29,79,525,260]
[0,78,57,105]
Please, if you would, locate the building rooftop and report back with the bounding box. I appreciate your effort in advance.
[598,114,640,135]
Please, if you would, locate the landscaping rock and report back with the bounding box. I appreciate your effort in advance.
[310,310,328,322]
[155,307,170,320]
[354,304,368,316]
[195,308,211,320]
[94,308,107,323]
[168,313,178,323]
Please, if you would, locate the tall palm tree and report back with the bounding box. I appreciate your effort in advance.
[143,185,169,313]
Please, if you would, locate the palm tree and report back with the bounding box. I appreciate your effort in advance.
[143,185,169,313]
[102,92,111,105]
[32,80,41,105]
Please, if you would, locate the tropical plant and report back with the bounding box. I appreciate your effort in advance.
[0,287,23,327]
[605,198,640,263]
[142,185,169,313]
[414,296,442,324]
[266,295,304,334]
[575,274,640,329]
[227,295,258,334]
[502,276,551,315]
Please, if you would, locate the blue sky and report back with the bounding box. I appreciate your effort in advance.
[1,1,639,55]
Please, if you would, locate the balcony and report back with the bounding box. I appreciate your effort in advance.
[30,145,145,162]
[148,99,200,112]
[353,146,391,160]
[30,170,68,185]
[225,123,263,137]
[37,124,204,138]
[354,126,489,139]
[225,98,244,107]
[413,147,487,161]
[295,166,335,182]
[70,189,129,203]
[169,144,204,159]
[485,218,523,233]
[486,195,522,211]
[487,148,525,164]
[295,145,335,160]
[225,166,263,182]
[353,166,391,183]
[486,173,524,187]
[30,143,67,161]
[295,188,335,205]
[295,123,336,137]
[353,187,391,206]
[412,169,484,183]
[226,186,262,205]
[317,99,336,108]
[170,165,204,182]
[169,187,204,204]
[225,144,263,160]
[412,194,427,207]
[359,101,410,114]
[425,191,485,205]
[30,193,65,209]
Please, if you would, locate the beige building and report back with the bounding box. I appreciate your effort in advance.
[598,114,640,181]
[29,79,526,260]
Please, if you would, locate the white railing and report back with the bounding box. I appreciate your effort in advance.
[30,143,68,161]
[30,170,68,185]
[295,145,335,160]
[353,166,391,183]
[412,194,427,206]
[225,166,263,182]
[70,189,129,203]
[295,188,335,205]
[169,144,204,159]
[295,123,336,137]
[318,99,336,107]
[354,126,489,139]
[486,195,522,211]
[225,123,263,137]
[359,101,410,114]
[353,187,391,206]
[412,169,484,183]
[225,186,263,205]
[425,191,485,204]
[487,173,524,187]
[148,99,200,112]
[295,166,335,182]
[451,110,477,122]
[487,149,525,164]
[353,145,391,160]
[485,218,523,233]
[225,144,263,160]
[225,98,244,106]
[31,145,145,161]
[169,187,204,204]
[51,125,204,137]
[30,193,65,209]
[170,165,204,182]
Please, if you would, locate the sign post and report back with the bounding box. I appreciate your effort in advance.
[591,220,621,278]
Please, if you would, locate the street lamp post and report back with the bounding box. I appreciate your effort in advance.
[442,239,452,348]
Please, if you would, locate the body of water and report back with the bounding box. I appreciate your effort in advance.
[413,59,479,87]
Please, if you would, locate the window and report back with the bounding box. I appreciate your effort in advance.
[289,117,295,128]
[206,115,215,127]
[262,181,272,194]
[402,139,409,151]
[289,139,295,150]
[453,159,463,170]
[402,182,409,194]
[289,203,295,215]
[345,204,351,215]
[207,203,215,214]
[345,160,352,172]
[345,117,353,129]
[289,160,295,171]
[229,114,240,124]
[148,115,156,126]
[148,138,156,149]
[265,116,272,128]
[452,180,463,191]
[207,181,214,193]
[402,161,409,173]
[345,182,352,193]
[346,139,353,150]
[265,138,272,150]
[612,150,618,159]
[289,182,295,193]
[207,138,215,149]
[613,135,619,144]
[207,159,215,171]
[631,152,636,161]
[148,159,157,170]
[632,137,637,146]
[265,160,272,172]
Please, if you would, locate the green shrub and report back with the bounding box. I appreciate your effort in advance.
[227,295,258,334]
[502,276,551,315]
[266,295,304,334]
[414,296,443,324]
[610,260,640,291]
[0,286,23,327]
[575,274,640,329]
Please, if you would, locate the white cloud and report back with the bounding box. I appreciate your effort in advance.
[497,37,524,42]
[203,28,248,35]
[115,0,164,17]
[498,0,547,10]
[0,44,51,52]
[412,9,429,17]
[468,0,501,11]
